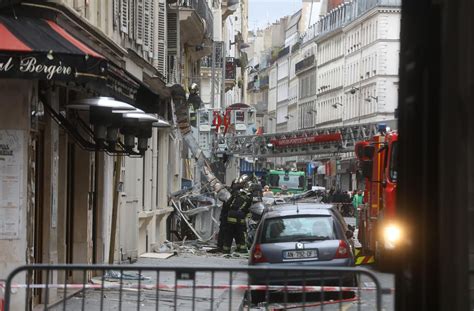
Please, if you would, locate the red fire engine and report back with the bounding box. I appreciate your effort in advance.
[355,124,400,271]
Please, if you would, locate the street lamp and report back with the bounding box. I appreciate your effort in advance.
[67,97,136,147]
[246,65,258,74]
[348,81,363,123]
[365,95,379,103]
[229,41,250,50]
[119,112,159,155]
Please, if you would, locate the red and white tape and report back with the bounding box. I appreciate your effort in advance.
[0,282,382,293]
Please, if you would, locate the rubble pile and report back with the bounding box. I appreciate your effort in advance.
[153,239,248,258]
[168,181,228,243]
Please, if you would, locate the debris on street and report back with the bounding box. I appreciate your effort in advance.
[152,239,248,258]
[139,252,175,260]
[100,270,151,282]
[168,183,224,243]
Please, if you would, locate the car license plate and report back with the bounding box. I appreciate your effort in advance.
[284,249,318,259]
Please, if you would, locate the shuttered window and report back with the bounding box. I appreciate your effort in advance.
[120,0,129,34]
[143,0,154,54]
[157,1,167,76]
[167,12,178,51]
[113,0,120,29]
[136,0,144,44]
[128,0,135,39]
[167,11,178,83]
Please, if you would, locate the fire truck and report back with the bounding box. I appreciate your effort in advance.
[355,124,399,271]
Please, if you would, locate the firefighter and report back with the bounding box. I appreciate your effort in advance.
[213,179,239,252]
[222,175,253,254]
[214,179,240,252]
[188,83,201,127]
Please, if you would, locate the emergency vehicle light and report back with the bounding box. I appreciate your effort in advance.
[384,223,403,249]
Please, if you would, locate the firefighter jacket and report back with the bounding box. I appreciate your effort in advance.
[226,191,253,225]
[220,189,238,223]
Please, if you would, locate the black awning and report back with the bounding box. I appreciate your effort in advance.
[0,15,107,81]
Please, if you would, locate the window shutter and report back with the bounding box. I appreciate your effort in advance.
[149,0,155,58]
[113,0,120,29]
[157,1,167,76]
[167,12,178,51]
[120,0,129,34]
[167,11,178,83]
[143,0,152,53]
[128,0,134,39]
[136,0,144,45]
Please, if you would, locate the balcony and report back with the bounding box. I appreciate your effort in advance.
[172,0,214,60]
[277,46,290,59]
[295,55,315,75]
[222,0,239,20]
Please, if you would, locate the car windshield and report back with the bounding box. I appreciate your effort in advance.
[261,215,337,244]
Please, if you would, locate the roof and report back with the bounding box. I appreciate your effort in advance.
[264,203,335,218]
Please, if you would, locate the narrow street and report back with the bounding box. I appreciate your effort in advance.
[50,254,248,311]
[48,218,394,311]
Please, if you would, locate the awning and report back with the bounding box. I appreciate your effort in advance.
[0,15,107,81]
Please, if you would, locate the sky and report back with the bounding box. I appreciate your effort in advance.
[248,0,301,31]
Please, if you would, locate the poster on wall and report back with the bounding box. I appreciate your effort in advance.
[0,130,24,239]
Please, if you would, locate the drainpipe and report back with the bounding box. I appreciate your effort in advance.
[108,155,122,264]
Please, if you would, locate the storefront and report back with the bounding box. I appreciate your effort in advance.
[0,11,169,309]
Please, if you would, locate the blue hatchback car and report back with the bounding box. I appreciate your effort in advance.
[248,203,356,301]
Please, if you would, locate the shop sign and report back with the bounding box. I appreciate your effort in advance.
[0,54,106,81]
[225,57,236,80]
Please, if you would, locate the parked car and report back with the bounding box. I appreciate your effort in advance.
[248,203,356,303]
[264,203,355,242]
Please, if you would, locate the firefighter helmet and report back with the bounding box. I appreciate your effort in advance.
[245,181,262,201]
[236,174,250,186]
[189,83,199,95]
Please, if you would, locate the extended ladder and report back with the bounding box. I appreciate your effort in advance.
[219,120,397,158]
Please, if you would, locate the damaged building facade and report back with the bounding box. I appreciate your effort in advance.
[0,0,173,308]
[0,0,249,307]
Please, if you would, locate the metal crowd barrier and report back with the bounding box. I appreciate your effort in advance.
[1,264,389,310]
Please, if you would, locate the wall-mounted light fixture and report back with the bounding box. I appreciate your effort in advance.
[332,103,343,109]
[153,117,172,129]
[62,97,167,156]
[230,41,250,50]
[365,95,379,103]
[119,112,159,155]
[67,97,136,147]
[245,65,258,74]
[349,87,360,94]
